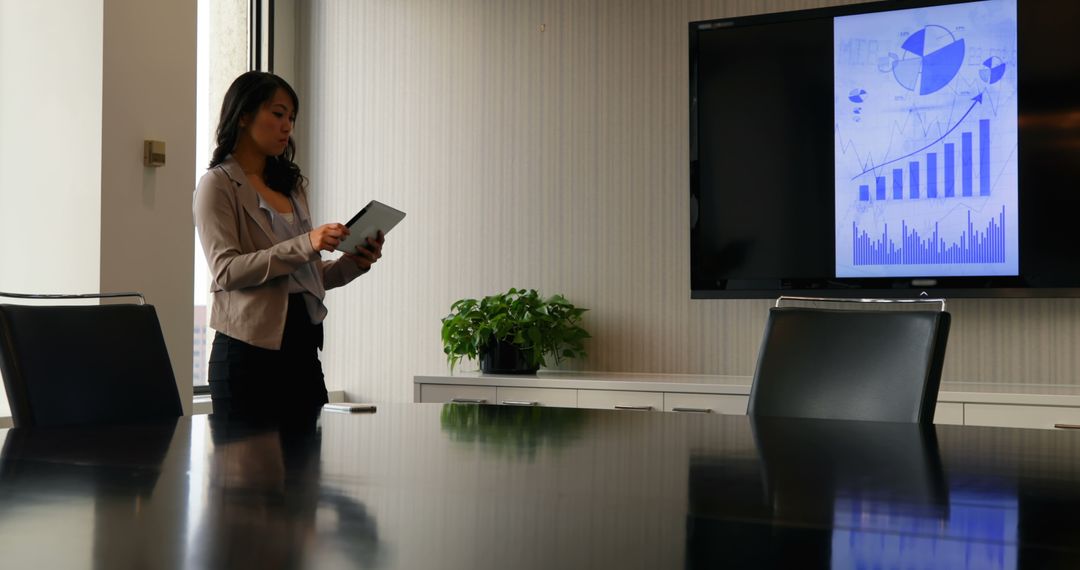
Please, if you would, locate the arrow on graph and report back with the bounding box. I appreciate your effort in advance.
[851,92,984,181]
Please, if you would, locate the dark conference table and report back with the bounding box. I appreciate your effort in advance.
[1,403,1079,569]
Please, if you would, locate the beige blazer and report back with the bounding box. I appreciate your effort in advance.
[193,156,363,350]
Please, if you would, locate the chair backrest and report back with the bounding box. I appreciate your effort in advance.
[748,303,951,423]
[0,298,183,427]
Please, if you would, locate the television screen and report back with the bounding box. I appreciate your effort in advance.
[690,0,1080,298]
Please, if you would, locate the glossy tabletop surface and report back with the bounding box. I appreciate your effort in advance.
[2,404,1080,569]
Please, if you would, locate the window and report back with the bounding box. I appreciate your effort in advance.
[194,0,253,390]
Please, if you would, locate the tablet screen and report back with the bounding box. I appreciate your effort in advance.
[337,200,406,254]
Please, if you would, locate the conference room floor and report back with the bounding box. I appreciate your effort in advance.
[0,403,1078,569]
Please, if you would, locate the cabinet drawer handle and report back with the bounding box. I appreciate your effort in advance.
[1054,423,1080,429]
[614,405,654,411]
[672,407,712,413]
[501,400,539,406]
[450,398,487,404]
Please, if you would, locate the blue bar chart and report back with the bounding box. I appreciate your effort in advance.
[853,206,1006,265]
[856,119,990,204]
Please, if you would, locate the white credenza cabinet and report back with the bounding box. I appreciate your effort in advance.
[415,373,1080,430]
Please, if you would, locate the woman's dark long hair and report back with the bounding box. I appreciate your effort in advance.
[210,71,304,195]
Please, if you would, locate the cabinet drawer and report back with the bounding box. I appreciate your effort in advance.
[933,402,964,425]
[964,404,1080,430]
[495,386,577,408]
[663,393,748,415]
[418,384,497,404]
[577,390,662,411]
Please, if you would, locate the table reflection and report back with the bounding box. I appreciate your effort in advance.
[754,417,949,518]
[2,405,1080,568]
[831,488,1018,570]
[0,419,181,569]
[439,403,588,459]
[189,414,383,569]
[687,417,1019,570]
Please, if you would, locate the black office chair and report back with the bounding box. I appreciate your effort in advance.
[0,292,183,427]
[747,296,951,423]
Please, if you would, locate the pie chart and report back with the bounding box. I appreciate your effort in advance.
[980,56,1006,84]
[892,25,965,96]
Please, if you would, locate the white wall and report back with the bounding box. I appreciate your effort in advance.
[295,0,1080,405]
[0,0,105,418]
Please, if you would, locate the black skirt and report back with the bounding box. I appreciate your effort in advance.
[208,293,328,420]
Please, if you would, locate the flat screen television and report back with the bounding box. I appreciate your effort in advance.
[690,0,1080,298]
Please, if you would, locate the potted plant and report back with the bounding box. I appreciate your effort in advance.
[440,288,590,374]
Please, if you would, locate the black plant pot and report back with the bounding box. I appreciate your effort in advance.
[480,339,539,374]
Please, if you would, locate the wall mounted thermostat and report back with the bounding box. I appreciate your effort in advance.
[143,140,166,167]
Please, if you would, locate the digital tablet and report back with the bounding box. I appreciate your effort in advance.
[337,200,406,255]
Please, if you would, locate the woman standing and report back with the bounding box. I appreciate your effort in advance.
[194,71,383,420]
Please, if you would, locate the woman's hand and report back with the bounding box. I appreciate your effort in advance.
[344,231,385,272]
[309,223,349,252]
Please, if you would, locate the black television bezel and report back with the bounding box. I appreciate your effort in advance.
[689,0,1080,299]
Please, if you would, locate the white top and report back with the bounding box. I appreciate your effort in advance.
[255,193,325,321]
